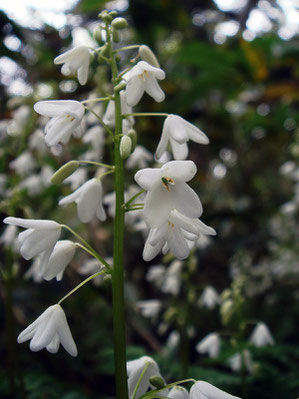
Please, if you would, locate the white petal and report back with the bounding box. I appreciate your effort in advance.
[134,168,161,190]
[77,61,89,85]
[182,118,209,144]
[46,333,60,353]
[138,61,166,80]
[4,217,59,230]
[170,211,200,235]
[144,74,165,103]
[161,160,197,182]
[143,229,165,261]
[168,386,189,399]
[125,77,144,107]
[144,186,171,228]
[59,185,84,206]
[77,179,102,223]
[170,139,189,160]
[190,381,240,399]
[155,126,169,160]
[17,306,54,343]
[171,183,202,219]
[167,224,190,260]
[20,228,60,260]
[166,115,189,143]
[34,100,84,119]
[30,315,56,351]
[195,219,216,235]
[53,305,78,357]
[42,240,76,281]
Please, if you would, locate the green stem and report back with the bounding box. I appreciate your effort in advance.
[58,271,106,305]
[108,24,129,399]
[61,224,112,272]
[84,106,115,139]
[123,189,145,209]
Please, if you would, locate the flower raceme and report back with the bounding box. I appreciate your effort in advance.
[156,114,209,160]
[54,45,91,85]
[34,100,85,146]
[124,61,166,106]
[3,217,61,270]
[59,178,106,223]
[135,160,203,229]
[17,304,77,357]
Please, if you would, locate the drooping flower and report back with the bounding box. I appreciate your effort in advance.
[249,322,274,347]
[59,178,106,223]
[228,350,254,374]
[142,210,216,261]
[161,260,183,295]
[9,151,36,176]
[168,386,189,399]
[78,257,112,286]
[127,356,166,399]
[17,304,77,356]
[190,381,240,399]
[196,332,220,359]
[137,299,162,318]
[124,61,166,106]
[135,160,203,228]
[126,145,153,169]
[40,240,76,281]
[156,114,209,160]
[82,125,105,161]
[54,45,91,85]
[199,286,220,309]
[34,100,85,146]
[103,90,134,127]
[3,217,61,269]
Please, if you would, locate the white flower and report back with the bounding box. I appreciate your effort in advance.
[82,125,105,161]
[54,45,91,85]
[190,381,240,399]
[156,115,209,160]
[59,178,106,223]
[166,331,180,349]
[146,264,166,288]
[249,322,274,347]
[168,386,189,399]
[142,210,216,261]
[17,304,77,356]
[196,333,220,359]
[24,258,43,283]
[126,145,153,169]
[135,160,202,228]
[34,100,85,146]
[0,225,18,247]
[9,151,36,176]
[29,129,48,153]
[7,105,31,137]
[199,286,220,309]
[124,61,166,106]
[162,260,183,295]
[40,240,76,281]
[127,356,165,399]
[228,350,254,374]
[137,299,162,318]
[103,91,134,127]
[3,217,61,269]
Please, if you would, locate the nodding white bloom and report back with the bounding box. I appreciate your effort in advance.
[0,225,18,247]
[40,240,76,281]
[228,350,254,374]
[135,160,202,229]
[166,330,180,349]
[54,45,91,85]
[249,322,274,347]
[3,217,61,268]
[59,178,106,223]
[126,145,153,169]
[146,264,166,288]
[17,304,77,357]
[103,91,134,127]
[142,210,216,261]
[34,100,85,146]
[9,151,36,176]
[196,332,220,359]
[156,115,209,160]
[127,356,166,399]
[124,61,166,107]
[24,258,43,283]
[29,129,48,153]
[199,286,220,309]
[137,299,162,318]
[168,386,189,399]
[7,105,31,137]
[190,381,240,399]
[162,260,183,295]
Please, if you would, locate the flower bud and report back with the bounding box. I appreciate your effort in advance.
[109,11,118,18]
[51,161,79,185]
[220,299,234,326]
[93,27,104,44]
[120,135,132,159]
[149,376,165,389]
[112,28,121,43]
[111,17,128,29]
[139,45,160,68]
[102,13,113,23]
[128,129,137,152]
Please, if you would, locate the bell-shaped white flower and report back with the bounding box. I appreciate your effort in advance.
[199,286,220,309]
[103,91,134,127]
[228,350,253,373]
[34,100,85,146]
[3,217,61,269]
[168,386,189,399]
[9,151,36,176]
[54,45,91,85]
[196,333,220,359]
[135,160,202,228]
[146,264,166,288]
[156,115,209,160]
[40,240,76,281]
[17,304,77,356]
[162,260,183,295]
[166,330,180,349]
[124,61,166,106]
[249,322,274,347]
[126,145,153,169]
[24,258,43,283]
[143,210,216,261]
[137,299,162,318]
[59,178,106,223]
[127,356,165,399]
[82,125,105,161]
[190,381,240,399]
